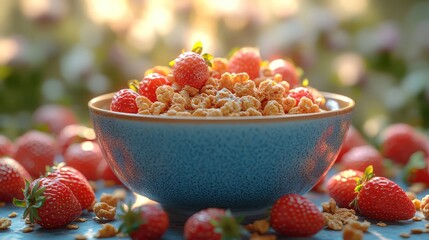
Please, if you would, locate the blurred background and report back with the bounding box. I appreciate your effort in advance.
[0,0,429,140]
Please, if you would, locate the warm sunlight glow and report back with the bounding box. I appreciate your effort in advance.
[0,38,19,65]
[334,53,364,86]
[85,0,129,24]
[81,141,95,151]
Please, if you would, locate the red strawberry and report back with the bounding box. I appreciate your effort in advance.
[326,169,363,208]
[288,87,315,106]
[63,141,104,180]
[270,194,324,237]
[98,162,122,185]
[138,73,171,102]
[336,125,367,163]
[402,152,429,186]
[340,145,384,176]
[172,45,210,90]
[0,135,14,157]
[380,123,429,165]
[46,164,95,210]
[184,208,242,240]
[119,204,169,240]
[57,124,96,154]
[227,47,261,80]
[269,59,300,87]
[110,88,140,114]
[13,178,82,229]
[33,104,78,135]
[353,166,415,221]
[0,157,31,202]
[13,130,56,177]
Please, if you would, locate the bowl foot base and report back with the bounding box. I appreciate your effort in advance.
[162,204,271,227]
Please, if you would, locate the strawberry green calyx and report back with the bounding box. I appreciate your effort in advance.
[169,41,213,67]
[13,180,46,223]
[350,165,375,208]
[211,210,243,240]
[118,202,145,235]
[403,151,426,183]
[127,79,140,93]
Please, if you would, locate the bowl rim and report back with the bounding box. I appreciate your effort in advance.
[88,91,354,123]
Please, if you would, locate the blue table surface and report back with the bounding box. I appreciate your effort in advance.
[1,177,429,240]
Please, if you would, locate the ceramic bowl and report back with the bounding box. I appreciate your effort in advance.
[88,92,354,211]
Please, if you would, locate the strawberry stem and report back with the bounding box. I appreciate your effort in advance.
[118,202,145,235]
[211,209,243,240]
[128,80,139,93]
[351,165,375,209]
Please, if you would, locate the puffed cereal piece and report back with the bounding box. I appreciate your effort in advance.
[100,193,118,207]
[201,85,218,96]
[263,100,283,116]
[343,224,363,240]
[246,108,263,116]
[232,72,250,84]
[192,109,208,117]
[169,104,186,112]
[205,77,220,88]
[183,85,199,97]
[93,202,116,221]
[0,218,11,230]
[206,108,223,116]
[234,80,257,97]
[136,96,153,112]
[279,81,290,95]
[282,97,296,113]
[288,97,320,114]
[215,88,237,108]
[241,96,261,111]
[257,79,285,101]
[218,72,235,91]
[322,198,337,214]
[95,223,117,238]
[150,102,167,115]
[220,100,241,116]
[177,90,191,109]
[156,85,175,103]
[167,110,192,116]
[421,194,429,219]
[191,94,212,109]
[171,93,187,107]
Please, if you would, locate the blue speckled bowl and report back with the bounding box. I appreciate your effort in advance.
[88,92,354,211]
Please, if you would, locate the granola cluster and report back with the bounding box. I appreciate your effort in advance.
[136,72,324,117]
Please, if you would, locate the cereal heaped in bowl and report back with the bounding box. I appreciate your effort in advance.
[89,42,354,211]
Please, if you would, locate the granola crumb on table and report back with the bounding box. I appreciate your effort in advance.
[376,222,387,227]
[0,218,11,230]
[74,234,87,240]
[95,223,117,238]
[93,202,116,221]
[22,226,33,233]
[100,193,118,207]
[8,212,17,218]
[65,224,79,230]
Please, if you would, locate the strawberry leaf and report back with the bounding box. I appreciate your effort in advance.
[128,79,140,93]
[403,151,426,183]
[211,209,242,239]
[169,60,175,67]
[118,202,145,234]
[202,53,213,67]
[191,41,203,54]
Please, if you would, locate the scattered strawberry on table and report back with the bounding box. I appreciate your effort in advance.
[118,203,169,240]
[270,194,325,237]
[184,208,242,240]
[0,157,31,202]
[13,178,82,229]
